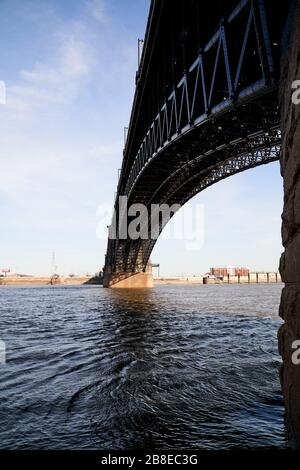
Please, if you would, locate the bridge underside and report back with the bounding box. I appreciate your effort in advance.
[105,127,280,287]
[103,0,289,287]
[121,112,281,275]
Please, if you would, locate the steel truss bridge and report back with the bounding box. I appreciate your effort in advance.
[103,0,291,287]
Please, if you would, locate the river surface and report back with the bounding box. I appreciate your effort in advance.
[0,283,287,449]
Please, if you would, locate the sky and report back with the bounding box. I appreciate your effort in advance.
[0,0,284,277]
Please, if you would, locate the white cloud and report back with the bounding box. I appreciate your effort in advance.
[86,0,107,22]
[57,26,95,78]
[4,21,95,120]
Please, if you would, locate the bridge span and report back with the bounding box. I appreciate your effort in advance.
[103,0,291,288]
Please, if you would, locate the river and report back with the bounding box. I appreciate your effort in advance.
[0,283,287,449]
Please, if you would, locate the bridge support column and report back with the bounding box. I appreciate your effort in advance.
[278,1,300,449]
[103,265,153,288]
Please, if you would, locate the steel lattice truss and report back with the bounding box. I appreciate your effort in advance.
[138,139,281,271]
[152,129,281,208]
[115,131,281,273]
[187,145,280,200]
[103,0,289,277]
[123,0,276,198]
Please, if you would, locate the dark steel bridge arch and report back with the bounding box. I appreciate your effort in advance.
[103,0,291,287]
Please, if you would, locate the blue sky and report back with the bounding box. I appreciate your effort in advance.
[0,0,283,276]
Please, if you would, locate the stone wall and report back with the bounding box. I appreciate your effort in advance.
[278,0,300,449]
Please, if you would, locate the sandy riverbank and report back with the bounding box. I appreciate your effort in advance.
[0,276,102,286]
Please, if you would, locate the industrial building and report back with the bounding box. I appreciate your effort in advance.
[210,266,250,277]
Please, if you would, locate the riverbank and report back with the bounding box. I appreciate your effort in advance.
[0,276,102,286]
[0,273,282,286]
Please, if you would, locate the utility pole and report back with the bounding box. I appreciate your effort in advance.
[51,251,58,275]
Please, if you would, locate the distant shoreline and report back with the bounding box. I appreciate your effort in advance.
[0,273,282,287]
[0,276,102,286]
[155,272,282,285]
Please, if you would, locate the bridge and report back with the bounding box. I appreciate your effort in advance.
[103,0,291,288]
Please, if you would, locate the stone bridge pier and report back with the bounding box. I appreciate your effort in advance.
[278,0,300,449]
[103,263,153,288]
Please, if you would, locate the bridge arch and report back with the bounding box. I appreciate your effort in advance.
[123,135,281,274]
[104,133,280,286]
[103,0,288,286]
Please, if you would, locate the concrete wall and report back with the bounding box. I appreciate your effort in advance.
[278,0,300,449]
